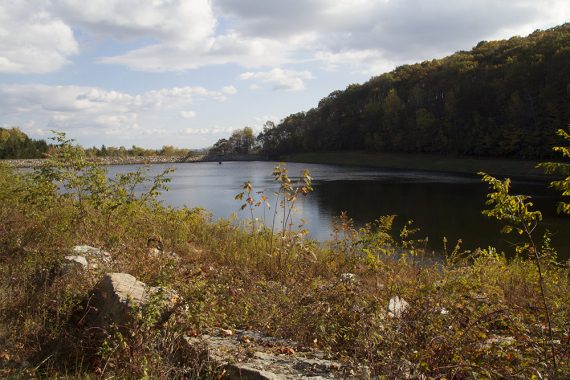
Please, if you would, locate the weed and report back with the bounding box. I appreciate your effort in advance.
[0,132,569,378]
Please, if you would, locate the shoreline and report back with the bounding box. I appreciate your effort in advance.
[280,150,556,182]
[1,155,195,168]
[2,151,557,182]
[1,153,266,168]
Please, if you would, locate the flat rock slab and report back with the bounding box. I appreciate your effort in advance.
[185,329,366,379]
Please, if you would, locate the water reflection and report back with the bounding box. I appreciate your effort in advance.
[106,161,569,258]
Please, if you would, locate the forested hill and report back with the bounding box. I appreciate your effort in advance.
[258,23,570,159]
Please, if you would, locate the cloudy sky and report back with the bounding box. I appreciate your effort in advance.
[0,0,568,148]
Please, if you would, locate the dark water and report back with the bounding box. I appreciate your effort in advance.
[107,161,570,259]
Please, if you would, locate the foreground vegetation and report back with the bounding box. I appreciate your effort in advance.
[1,132,569,379]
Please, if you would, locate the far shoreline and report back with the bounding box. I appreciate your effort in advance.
[3,150,557,182]
[280,150,556,182]
[0,153,265,169]
[1,155,196,168]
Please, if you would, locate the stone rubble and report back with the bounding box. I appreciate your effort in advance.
[388,296,409,318]
[71,267,367,379]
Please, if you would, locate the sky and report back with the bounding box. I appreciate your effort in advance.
[0,1,568,149]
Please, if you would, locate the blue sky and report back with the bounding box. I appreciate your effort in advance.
[0,0,568,149]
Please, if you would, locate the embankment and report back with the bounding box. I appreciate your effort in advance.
[2,153,267,168]
[1,155,200,168]
[281,151,553,180]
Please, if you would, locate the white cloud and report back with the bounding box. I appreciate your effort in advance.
[211,127,235,135]
[215,0,569,74]
[1,0,566,75]
[180,111,196,119]
[183,128,210,135]
[315,50,398,75]
[140,86,230,105]
[99,33,288,71]
[0,0,288,74]
[56,0,292,71]
[182,126,234,135]
[53,0,216,42]
[0,1,78,74]
[239,68,314,91]
[0,83,236,138]
[221,85,237,95]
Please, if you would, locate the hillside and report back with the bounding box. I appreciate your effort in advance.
[258,24,570,159]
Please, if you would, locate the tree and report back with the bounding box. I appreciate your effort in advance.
[0,127,49,159]
[538,126,570,214]
[210,138,230,155]
[246,23,570,159]
[211,127,256,155]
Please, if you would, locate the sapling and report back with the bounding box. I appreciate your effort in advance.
[479,172,557,372]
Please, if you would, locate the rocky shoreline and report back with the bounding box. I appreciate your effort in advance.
[53,245,365,379]
[1,154,266,168]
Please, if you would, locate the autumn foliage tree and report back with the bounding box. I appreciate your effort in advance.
[0,127,48,159]
[257,24,570,159]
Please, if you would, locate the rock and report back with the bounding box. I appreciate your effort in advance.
[69,245,112,270]
[58,246,111,276]
[64,255,88,269]
[87,273,147,327]
[339,273,356,284]
[398,359,416,379]
[184,329,361,379]
[72,245,111,263]
[388,296,409,318]
[483,335,516,349]
[224,361,286,380]
[81,273,180,328]
[148,247,162,257]
[148,248,180,261]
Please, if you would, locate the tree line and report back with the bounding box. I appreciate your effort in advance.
[0,128,49,159]
[83,144,191,158]
[0,127,193,159]
[209,127,256,155]
[255,23,570,159]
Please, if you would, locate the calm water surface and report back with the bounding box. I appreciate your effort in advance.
[107,161,570,258]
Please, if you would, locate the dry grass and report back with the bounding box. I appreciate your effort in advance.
[1,161,569,379]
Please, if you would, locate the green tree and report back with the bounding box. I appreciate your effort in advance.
[538,126,570,214]
[0,127,49,159]
[480,172,557,372]
[250,23,570,159]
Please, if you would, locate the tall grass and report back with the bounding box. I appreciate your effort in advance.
[0,133,569,378]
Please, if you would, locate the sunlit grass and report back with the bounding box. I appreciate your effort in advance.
[0,133,569,378]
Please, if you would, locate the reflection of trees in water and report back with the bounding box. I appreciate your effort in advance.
[108,161,570,258]
[312,180,570,256]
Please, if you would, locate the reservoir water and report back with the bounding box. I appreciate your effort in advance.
[107,161,570,258]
